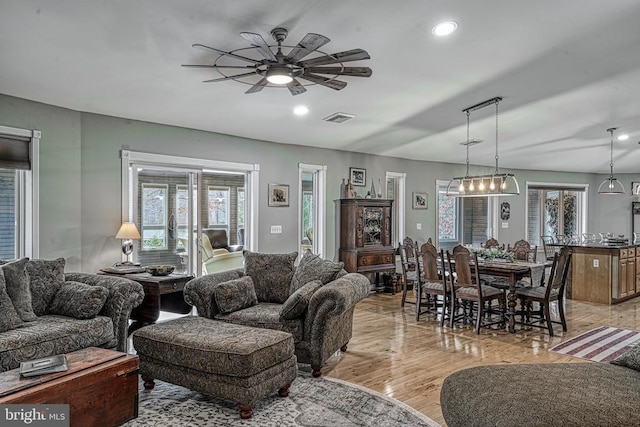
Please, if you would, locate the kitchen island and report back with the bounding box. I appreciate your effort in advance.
[571,244,639,304]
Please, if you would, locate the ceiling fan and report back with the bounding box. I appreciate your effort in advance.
[182,27,372,95]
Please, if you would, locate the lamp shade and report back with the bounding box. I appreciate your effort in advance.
[115,222,141,239]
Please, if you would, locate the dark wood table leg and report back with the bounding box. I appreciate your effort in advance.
[507,272,517,333]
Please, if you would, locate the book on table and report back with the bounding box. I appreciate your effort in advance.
[20,354,68,377]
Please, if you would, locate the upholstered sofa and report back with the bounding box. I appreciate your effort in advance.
[184,250,371,377]
[0,258,144,372]
[440,359,640,426]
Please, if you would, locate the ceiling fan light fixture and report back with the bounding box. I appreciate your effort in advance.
[432,21,458,37]
[266,67,293,85]
[598,127,625,195]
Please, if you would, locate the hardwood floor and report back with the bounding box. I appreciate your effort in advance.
[322,291,640,426]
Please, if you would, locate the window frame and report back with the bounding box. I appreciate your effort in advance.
[0,125,39,259]
[207,185,231,234]
[141,183,169,250]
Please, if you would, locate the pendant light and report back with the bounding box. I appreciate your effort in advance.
[446,97,520,197]
[597,127,625,195]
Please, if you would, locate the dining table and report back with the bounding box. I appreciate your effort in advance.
[477,260,546,333]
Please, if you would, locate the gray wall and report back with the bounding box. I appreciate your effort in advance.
[0,93,635,273]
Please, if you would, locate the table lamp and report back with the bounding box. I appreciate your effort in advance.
[115,222,141,266]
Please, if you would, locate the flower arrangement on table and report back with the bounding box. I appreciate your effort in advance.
[474,247,515,263]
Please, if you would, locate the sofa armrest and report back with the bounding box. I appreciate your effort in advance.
[183,269,244,318]
[64,273,144,352]
[304,273,370,335]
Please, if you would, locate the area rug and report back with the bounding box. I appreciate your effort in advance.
[549,326,640,362]
[123,373,441,427]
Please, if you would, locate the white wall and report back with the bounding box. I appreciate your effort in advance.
[1,93,637,273]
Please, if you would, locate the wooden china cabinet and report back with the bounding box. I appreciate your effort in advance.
[338,199,395,288]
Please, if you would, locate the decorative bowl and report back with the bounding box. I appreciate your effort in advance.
[145,265,175,276]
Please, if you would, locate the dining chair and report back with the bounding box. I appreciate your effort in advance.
[416,241,450,325]
[447,245,506,334]
[507,239,537,263]
[514,246,571,336]
[540,235,556,262]
[399,237,419,308]
[484,238,504,250]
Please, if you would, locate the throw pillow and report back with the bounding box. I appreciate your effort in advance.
[280,280,323,320]
[1,258,37,321]
[0,269,24,332]
[49,281,109,320]
[290,250,345,294]
[213,276,258,314]
[611,342,640,371]
[244,251,297,303]
[26,258,66,316]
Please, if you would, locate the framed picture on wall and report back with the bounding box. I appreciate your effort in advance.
[632,182,640,195]
[268,183,289,207]
[412,192,428,209]
[349,167,366,186]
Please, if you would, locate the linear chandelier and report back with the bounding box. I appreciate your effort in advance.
[446,97,520,197]
[597,127,625,195]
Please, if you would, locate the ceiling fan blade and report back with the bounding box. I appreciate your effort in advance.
[192,44,261,64]
[285,33,330,63]
[181,64,256,69]
[287,78,307,96]
[304,66,372,77]
[240,32,277,61]
[245,78,269,94]
[299,49,370,67]
[202,71,257,83]
[299,72,347,90]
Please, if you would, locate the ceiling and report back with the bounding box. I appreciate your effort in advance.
[2,0,640,174]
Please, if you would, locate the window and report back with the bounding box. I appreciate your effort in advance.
[302,190,313,241]
[141,184,168,249]
[0,126,39,259]
[385,172,406,247]
[527,185,586,245]
[237,187,245,228]
[438,192,459,241]
[207,186,230,232]
[0,169,16,258]
[176,185,189,241]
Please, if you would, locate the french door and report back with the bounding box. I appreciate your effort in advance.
[121,150,259,276]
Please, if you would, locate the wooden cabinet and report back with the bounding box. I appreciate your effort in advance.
[338,199,395,286]
[616,247,636,299]
[572,245,640,304]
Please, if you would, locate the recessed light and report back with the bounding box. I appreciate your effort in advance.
[618,134,629,141]
[432,21,458,37]
[293,105,309,116]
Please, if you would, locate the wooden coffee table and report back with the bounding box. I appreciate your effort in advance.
[0,347,139,427]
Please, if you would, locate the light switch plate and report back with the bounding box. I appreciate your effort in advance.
[416,223,422,230]
[270,225,282,234]
[501,222,509,228]
[593,259,599,268]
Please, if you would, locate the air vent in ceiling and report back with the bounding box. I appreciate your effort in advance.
[323,112,355,123]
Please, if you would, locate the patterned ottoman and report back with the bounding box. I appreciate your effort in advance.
[132,316,297,419]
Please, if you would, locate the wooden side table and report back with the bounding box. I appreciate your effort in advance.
[98,272,194,335]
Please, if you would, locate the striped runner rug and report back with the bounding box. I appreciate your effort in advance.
[549,326,640,362]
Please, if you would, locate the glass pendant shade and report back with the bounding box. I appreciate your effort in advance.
[597,177,625,195]
[598,127,625,195]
